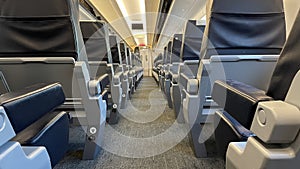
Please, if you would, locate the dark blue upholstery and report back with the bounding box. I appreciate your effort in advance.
[1,83,65,133]
[1,83,68,166]
[109,35,121,64]
[171,34,183,63]
[119,43,127,64]
[200,0,286,59]
[214,111,254,158]
[165,41,172,64]
[181,20,205,61]
[212,80,273,128]
[80,21,109,62]
[211,0,294,159]
[0,0,81,59]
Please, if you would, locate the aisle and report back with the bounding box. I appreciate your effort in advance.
[55,77,224,169]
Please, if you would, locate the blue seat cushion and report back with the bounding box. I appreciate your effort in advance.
[12,111,69,166]
[0,83,65,133]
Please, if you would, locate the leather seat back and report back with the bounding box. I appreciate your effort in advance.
[109,35,121,64]
[165,41,172,64]
[0,0,88,62]
[80,21,111,62]
[171,34,183,63]
[119,43,127,64]
[0,0,89,96]
[267,10,300,100]
[181,20,205,61]
[201,0,286,59]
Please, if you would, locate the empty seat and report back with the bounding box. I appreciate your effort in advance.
[1,83,68,166]
[170,20,205,123]
[152,53,163,83]
[163,34,183,109]
[159,41,173,93]
[80,20,122,124]
[130,51,144,90]
[110,36,130,109]
[0,106,51,169]
[0,0,107,160]
[213,10,300,168]
[182,0,286,158]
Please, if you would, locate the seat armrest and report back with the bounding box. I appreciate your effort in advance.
[122,71,128,81]
[113,72,122,85]
[179,73,195,90]
[165,72,171,80]
[216,111,255,140]
[89,73,110,96]
[187,79,198,95]
[212,80,273,128]
[171,74,179,84]
[96,74,110,91]
[88,80,101,96]
[251,101,300,144]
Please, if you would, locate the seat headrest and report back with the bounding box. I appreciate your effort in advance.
[184,21,205,38]
[201,0,286,59]
[0,0,70,17]
[0,0,88,61]
[212,0,284,14]
[182,20,205,61]
[171,34,183,63]
[267,10,300,100]
[80,21,106,41]
[80,21,110,62]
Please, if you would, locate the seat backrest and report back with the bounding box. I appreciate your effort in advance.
[154,53,163,67]
[171,34,183,63]
[166,41,173,64]
[80,21,111,63]
[267,10,300,100]
[0,0,88,62]
[119,43,127,64]
[80,21,112,79]
[0,0,89,96]
[126,48,131,66]
[109,35,121,64]
[154,54,163,63]
[201,0,286,59]
[181,20,205,61]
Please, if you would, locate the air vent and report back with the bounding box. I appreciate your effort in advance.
[132,23,144,30]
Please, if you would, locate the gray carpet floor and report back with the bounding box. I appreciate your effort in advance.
[54,77,225,169]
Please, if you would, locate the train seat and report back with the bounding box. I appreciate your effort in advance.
[152,53,163,83]
[213,10,300,168]
[182,0,286,158]
[163,34,183,109]
[0,105,51,169]
[0,83,68,167]
[110,38,130,108]
[170,20,205,123]
[159,41,172,92]
[0,0,107,160]
[80,21,121,124]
